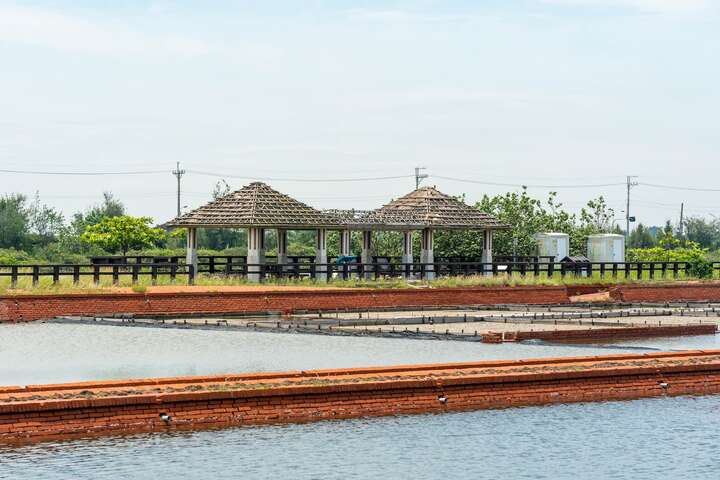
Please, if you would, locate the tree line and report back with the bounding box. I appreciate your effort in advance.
[1,185,717,264]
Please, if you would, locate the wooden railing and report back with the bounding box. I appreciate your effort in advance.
[89,254,558,271]
[0,263,195,287]
[244,261,718,281]
[1,261,719,287]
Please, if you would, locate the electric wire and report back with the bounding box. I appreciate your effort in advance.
[641,182,720,193]
[187,170,413,183]
[0,168,166,176]
[432,175,626,189]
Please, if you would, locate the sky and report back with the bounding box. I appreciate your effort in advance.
[1,0,719,227]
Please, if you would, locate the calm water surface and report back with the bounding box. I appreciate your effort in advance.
[3,323,717,385]
[1,323,719,479]
[1,396,719,479]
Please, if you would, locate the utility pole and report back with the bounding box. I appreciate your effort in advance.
[679,202,685,244]
[625,175,638,240]
[172,162,186,218]
[415,167,428,190]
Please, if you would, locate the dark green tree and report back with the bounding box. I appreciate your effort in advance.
[0,194,30,249]
[27,192,65,244]
[71,192,125,235]
[684,217,720,250]
[629,223,656,248]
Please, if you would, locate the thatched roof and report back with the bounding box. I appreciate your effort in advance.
[361,186,509,230]
[167,182,337,228]
[167,182,508,231]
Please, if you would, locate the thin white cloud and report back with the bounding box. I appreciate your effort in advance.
[0,5,210,55]
[214,145,368,158]
[346,8,476,24]
[342,87,580,111]
[542,0,712,14]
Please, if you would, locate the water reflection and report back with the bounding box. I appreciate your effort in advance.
[4,323,717,385]
[2,396,719,479]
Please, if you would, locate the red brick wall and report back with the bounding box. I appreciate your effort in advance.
[4,282,720,323]
[2,352,719,443]
[614,283,720,303]
[515,324,717,341]
[0,286,570,322]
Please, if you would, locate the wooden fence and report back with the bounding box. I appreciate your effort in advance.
[1,260,719,286]
[0,263,194,287]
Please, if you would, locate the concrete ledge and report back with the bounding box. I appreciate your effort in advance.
[2,350,720,444]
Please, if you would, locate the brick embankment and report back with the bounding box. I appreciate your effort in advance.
[612,283,720,303]
[513,324,718,341]
[2,351,720,444]
[3,282,720,323]
[0,286,571,322]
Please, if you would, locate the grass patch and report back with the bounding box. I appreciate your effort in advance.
[0,269,716,296]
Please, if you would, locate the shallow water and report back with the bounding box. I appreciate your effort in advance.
[2,395,719,479]
[1,323,719,479]
[3,323,716,385]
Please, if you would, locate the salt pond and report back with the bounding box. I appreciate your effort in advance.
[1,322,719,479]
[4,322,717,385]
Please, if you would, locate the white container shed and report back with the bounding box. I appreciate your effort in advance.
[586,234,625,263]
[534,233,570,262]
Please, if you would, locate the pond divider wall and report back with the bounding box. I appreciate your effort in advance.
[2,350,720,444]
[3,283,720,323]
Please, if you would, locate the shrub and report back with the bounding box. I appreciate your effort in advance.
[687,259,715,279]
[0,248,34,264]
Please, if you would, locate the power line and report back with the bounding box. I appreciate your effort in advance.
[0,168,166,175]
[432,175,626,189]
[641,182,720,192]
[171,162,186,218]
[30,192,209,199]
[626,175,638,240]
[187,170,414,183]
[414,166,428,190]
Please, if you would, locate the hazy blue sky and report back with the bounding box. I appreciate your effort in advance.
[1,0,719,226]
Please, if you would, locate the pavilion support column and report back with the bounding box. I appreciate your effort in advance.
[402,230,414,279]
[185,227,198,276]
[315,228,328,282]
[340,229,352,256]
[482,229,494,276]
[420,228,435,281]
[361,230,373,279]
[247,227,265,282]
[276,229,288,265]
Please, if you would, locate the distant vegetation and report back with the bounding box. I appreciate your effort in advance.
[0,184,718,266]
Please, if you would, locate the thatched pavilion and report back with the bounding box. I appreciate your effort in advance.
[166,182,508,281]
